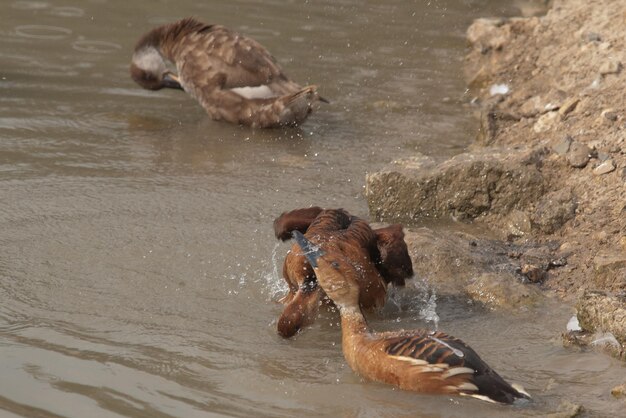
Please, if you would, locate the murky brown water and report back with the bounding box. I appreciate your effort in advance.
[1,1,624,417]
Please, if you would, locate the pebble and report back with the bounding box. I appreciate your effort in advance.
[521,264,546,283]
[566,315,582,332]
[558,98,579,117]
[552,135,572,155]
[533,111,559,133]
[593,159,616,175]
[596,150,610,161]
[611,383,626,399]
[600,108,618,121]
[599,60,622,75]
[507,209,532,237]
[489,83,509,96]
[567,142,592,168]
[583,32,602,42]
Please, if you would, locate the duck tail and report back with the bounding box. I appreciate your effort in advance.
[275,85,322,126]
[511,383,531,399]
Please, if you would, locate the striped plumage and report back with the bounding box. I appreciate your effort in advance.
[273,207,413,338]
[292,230,531,404]
[130,18,323,128]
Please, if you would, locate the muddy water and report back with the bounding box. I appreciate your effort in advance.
[1,0,623,417]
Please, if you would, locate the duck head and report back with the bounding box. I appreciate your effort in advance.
[291,231,360,310]
[276,279,321,338]
[130,47,182,91]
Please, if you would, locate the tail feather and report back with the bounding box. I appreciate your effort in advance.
[511,383,531,398]
[274,85,320,125]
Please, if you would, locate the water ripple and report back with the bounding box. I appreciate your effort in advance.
[72,40,122,54]
[48,6,84,18]
[14,25,72,40]
[11,0,48,10]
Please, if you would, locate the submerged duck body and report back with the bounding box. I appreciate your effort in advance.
[130,18,323,128]
[273,207,413,338]
[292,230,531,405]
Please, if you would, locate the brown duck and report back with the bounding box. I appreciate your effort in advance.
[291,230,531,404]
[273,207,413,338]
[130,17,324,128]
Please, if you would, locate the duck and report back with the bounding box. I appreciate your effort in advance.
[291,230,531,404]
[130,17,325,128]
[273,207,413,338]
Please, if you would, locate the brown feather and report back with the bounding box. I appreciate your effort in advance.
[299,238,530,404]
[274,208,413,338]
[131,18,323,127]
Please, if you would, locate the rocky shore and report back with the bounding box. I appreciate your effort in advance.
[366,0,625,367]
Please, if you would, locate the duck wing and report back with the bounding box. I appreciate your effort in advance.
[306,209,352,238]
[372,224,413,286]
[382,330,529,404]
[171,20,296,92]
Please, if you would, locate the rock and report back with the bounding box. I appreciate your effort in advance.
[593,254,626,291]
[599,60,622,75]
[521,264,547,283]
[520,96,543,117]
[595,150,610,162]
[533,111,559,133]
[390,154,436,171]
[582,32,602,42]
[562,330,625,360]
[576,290,626,343]
[566,315,582,332]
[404,228,545,309]
[593,159,616,175]
[466,18,504,44]
[531,188,577,234]
[558,98,579,117]
[465,272,542,310]
[477,110,497,145]
[552,135,572,155]
[621,167,626,182]
[566,142,592,168]
[489,83,509,96]
[611,383,626,399]
[466,18,509,52]
[600,108,619,122]
[366,148,545,223]
[506,209,532,237]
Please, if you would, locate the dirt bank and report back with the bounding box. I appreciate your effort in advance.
[366,0,625,357]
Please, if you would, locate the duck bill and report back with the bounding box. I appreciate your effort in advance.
[162,72,183,90]
[291,230,324,268]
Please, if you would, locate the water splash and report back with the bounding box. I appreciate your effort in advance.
[260,242,288,301]
[386,277,439,328]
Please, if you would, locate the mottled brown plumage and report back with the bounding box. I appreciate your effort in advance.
[273,207,413,338]
[130,17,323,128]
[292,231,531,404]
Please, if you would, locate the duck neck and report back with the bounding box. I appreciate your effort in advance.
[339,305,368,335]
[338,305,369,371]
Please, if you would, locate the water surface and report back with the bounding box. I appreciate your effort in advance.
[1,1,623,417]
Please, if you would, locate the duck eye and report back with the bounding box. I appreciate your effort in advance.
[331,261,340,269]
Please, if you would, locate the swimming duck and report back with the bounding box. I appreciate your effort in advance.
[292,230,531,404]
[130,17,324,128]
[273,207,413,338]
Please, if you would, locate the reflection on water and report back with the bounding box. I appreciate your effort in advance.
[1,0,623,417]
